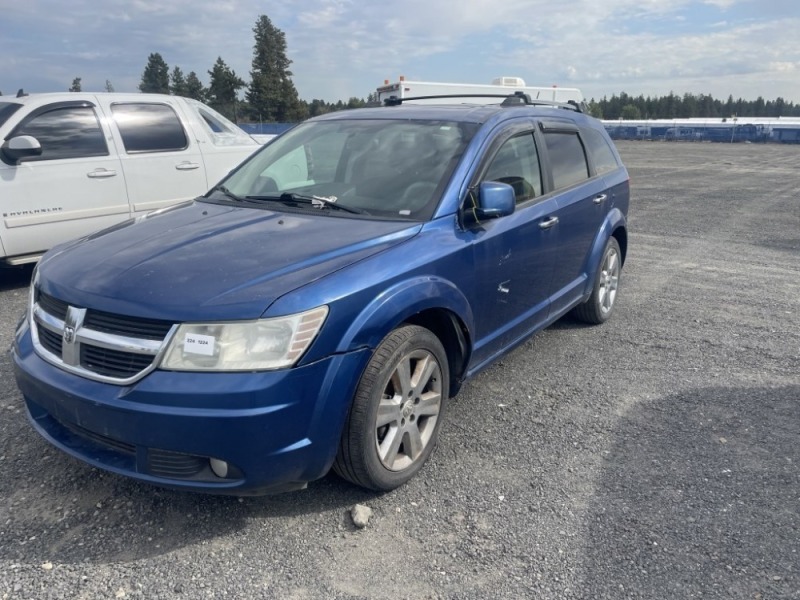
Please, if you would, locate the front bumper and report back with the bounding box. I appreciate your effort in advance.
[12,323,370,495]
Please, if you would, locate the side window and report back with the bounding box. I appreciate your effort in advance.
[543,132,589,190]
[111,103,188,153]
[581,128,619,175]
[483,133,542,203]
[13,106,107,161]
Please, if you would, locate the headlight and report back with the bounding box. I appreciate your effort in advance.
[160,306,328,372]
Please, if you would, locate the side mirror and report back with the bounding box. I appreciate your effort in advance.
[463,181,515,224]
[1,135,42,164]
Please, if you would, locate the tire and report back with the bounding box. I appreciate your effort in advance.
[573,237,622,324]
[333,325,449,491]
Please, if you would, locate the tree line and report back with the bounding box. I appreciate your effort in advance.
[134,15,376,123]
[588,91,800,120]
[54,13,800,124]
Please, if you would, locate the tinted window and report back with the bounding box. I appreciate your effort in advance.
[544,132,589,190]
[13,105,107,161]
[484,133,542,203]
[111,103,188,152]
[581,128,619,175]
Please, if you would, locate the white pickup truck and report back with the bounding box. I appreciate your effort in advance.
[0,92,260,265]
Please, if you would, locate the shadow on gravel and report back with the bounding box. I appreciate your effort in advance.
[0,265,34,292]
[576,385,799,599]
[0,432,380,564]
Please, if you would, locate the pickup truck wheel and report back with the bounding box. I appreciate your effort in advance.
[573,237,621,324]
[334,325,448,491]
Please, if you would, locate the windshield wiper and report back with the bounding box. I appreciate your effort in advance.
[210,185,245,202]
[245,192,367,215]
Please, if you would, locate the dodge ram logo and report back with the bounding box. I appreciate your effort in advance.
[63,325,76,345]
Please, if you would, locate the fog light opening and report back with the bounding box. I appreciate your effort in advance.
[209,458,229,478]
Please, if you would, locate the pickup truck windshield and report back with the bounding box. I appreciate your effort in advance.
[209,119,478,220]
[0,102,23,129]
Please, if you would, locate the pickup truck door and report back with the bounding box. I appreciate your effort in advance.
[0,101,129,261]
[97,98,208,215]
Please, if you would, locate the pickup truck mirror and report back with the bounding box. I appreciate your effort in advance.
[463,181,516,225]
[2,135,43,164]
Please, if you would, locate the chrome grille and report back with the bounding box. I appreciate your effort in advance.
[84,309,173,340]
[81,345,155,378]
[31,290,175,384]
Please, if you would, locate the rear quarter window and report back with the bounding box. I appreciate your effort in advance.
[111,103,188,153]
[581,128,620,175]
[543,131,589,190]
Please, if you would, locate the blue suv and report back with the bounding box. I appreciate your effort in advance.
[13,96,629,494]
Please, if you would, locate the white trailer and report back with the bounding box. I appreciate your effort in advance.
[376,76,584,105]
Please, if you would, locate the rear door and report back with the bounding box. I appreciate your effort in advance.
[537,120,612,316]
[98,98,208,215]
[0,100,128,260]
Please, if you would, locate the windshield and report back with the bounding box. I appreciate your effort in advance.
[207,118,478,220]
[0,102,23,129]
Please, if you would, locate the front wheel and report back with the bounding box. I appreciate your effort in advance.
[334,325,449,491]
[573,237,622,324]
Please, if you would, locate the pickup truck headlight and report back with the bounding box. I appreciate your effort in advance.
[160,306,328,371]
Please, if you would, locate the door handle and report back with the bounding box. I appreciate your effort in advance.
[539,216,559,229]
[87,168,117,179]
[175,162,201,171]
[593,193,608,205]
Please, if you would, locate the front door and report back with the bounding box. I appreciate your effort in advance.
[0,101,129,260]
[468,129,559,368]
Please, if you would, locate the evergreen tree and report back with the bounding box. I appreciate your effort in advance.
[246,14,304,122]
[207,57,245,121]
[105,79,114,93]
[139,53,170,93]
[587,100,603,119]
[620,104,641,120]
[69,77,82,92]
[185,71,206,102]
[170,66,189,97]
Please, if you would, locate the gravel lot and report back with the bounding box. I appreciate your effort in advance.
[1,141,798,599]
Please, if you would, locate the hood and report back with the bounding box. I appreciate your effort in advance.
[37,201,420,321]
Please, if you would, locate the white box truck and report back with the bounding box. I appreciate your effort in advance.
[376,76,583,105]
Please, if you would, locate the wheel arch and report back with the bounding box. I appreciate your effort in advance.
[336,276,474,398]
[582,208,628,297]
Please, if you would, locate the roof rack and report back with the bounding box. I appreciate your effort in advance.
[382,92,584,113]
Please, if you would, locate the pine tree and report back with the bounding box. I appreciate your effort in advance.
[105,80,114,93]
[184,72,206,102]
[207,57,245,121]
[246,15,304,122]
[69,77,82,92]
[170,66,189,97]
[139,53,170,94]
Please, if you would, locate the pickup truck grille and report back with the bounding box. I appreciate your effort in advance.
[31,290,175,384]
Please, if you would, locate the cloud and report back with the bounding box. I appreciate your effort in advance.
[1,0,798,103]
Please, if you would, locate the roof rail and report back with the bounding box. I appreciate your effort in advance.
[383,92,584,113]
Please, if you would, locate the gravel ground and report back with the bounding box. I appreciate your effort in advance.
[1,141,798,599]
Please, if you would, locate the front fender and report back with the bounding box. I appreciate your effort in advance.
[336,275,475,353]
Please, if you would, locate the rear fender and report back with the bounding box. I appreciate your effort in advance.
[581,208,627,299]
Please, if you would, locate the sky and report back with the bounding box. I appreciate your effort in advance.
[1,0,799,105]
